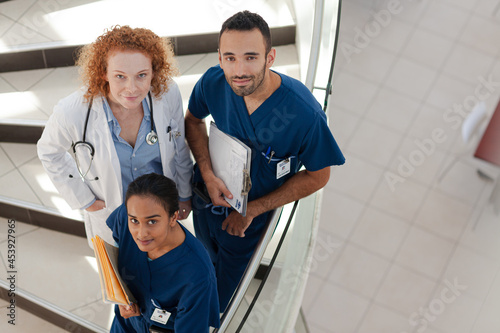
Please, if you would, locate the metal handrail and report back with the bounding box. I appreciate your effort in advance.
[322,0,342,112]
[304,0,325,91]
[235,201,298,332]
[215,206,283,332]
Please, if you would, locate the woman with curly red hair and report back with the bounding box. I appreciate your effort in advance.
[37,26,193,247]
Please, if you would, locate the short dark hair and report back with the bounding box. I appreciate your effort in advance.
[125,173,179,217]
[219,10,272,54]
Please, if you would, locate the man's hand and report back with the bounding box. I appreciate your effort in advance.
[118,303,140,319]
[178,199,192,220]
[222,211,255,237]
[205,175,233,208]
[85,200,105,212]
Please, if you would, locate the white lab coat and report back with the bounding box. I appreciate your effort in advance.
[37,81,193,246]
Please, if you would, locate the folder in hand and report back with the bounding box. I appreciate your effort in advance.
[209,122,252,216]
[91,235,136,305]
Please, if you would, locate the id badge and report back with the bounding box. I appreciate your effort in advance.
[276,159,291,179]
[151,308,171,325]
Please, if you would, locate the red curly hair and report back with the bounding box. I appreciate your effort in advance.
[76,25,178,101]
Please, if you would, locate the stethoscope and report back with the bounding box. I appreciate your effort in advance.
[70,92,158,181]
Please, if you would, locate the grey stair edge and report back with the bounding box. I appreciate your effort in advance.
[0,26,295,73]
[0,122,44,144]
[0,195,86,238]
[0,119,46,126]
[0,280,107,333]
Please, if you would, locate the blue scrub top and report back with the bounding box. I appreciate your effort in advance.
[106,204,220,333]
[188,65,345,202]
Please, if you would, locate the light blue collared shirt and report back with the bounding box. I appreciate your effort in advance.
[103,97,163,201]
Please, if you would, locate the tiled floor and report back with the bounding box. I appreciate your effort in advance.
[302,1,500,332]
[1,0,500,333]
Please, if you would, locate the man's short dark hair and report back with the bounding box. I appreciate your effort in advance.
[219,10,272,54]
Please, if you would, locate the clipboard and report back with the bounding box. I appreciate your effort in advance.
[91,235,136,305]
[209,122,252,216]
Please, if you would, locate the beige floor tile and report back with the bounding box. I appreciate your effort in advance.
[307,282,369,333]
[429,284,483,333]
[442,244,500,301]
[273,44,300,67]
[326,154,384,203]
[438,0,479,11]
[459,204,500,262]
[375,263,437,316]
[370,177,428,222]
[330,71,379,116]
[0,15,15,38]
[29,67,80,115]
[0,68,53,92]
[0,169,41,205]
[0,75,15,92]
[388,137,448,187]
[470,266,500,332]
[425,73,476,111]
[415,189,473,241]
[391,0,431,25]
[0,147,15,177]
[395,225,455,280]
[0,22,51,47]
[407,103,461,152]
[319,187,364,239]
[357,303,410,333]
[0,0,36,21]
[401,27,455,71]
[175,53,208,76]
[308,228,344,280]
[459,14,500,56]
[418,1,470,40]
[173,74,202,108]
[443,43,496,85]
[17,157,64,210]
[346,119,402,168]
[350,206,410,260]
[70,298,114,331]
[337,0,373,36]
[384,56,438,101]
[0,91,49,120]
[328,243,391,299]
[0,143,38,168]
[475,0,500,17]
[182,52,219,76]
[437,160,489,204]
[328,106,360,149]
[369,16,414,56]
[308,322,336,333]
[364,87,421,134]
[343,45,398,85]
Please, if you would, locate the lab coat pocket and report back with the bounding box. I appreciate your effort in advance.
[166,119,182,155]
[87,207,110,221]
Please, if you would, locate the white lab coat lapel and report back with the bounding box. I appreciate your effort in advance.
[89,96,123,209]
[153,94,171,178]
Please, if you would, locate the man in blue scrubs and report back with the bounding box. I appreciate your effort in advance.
[185,10,345,311]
